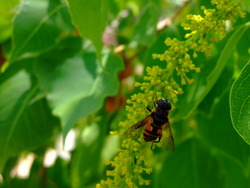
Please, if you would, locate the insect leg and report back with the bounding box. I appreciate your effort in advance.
[150,135,162,150]
[146,107,151,112]
[158,135,162,142]
[150,142,155,150]
[153,135,162,143]
[153,97,158,107]
[145,101,152,112]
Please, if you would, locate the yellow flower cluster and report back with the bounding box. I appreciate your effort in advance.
[97,97,153,187]
[97,0,244,187]
[153,38,201,85]
[184,0,245,43]
[154,0,245,85]
[138,66,183,103]
[96,70,183,188]
[97,137,152,188]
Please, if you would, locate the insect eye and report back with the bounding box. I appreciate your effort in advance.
[156,99,171,110]
[156,100,163,107]
[166,102,172,110]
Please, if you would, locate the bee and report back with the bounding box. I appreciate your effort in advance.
[123,98,175,151]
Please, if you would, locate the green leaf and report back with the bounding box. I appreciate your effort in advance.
[35,50,124,135]
[230,60,250,145]
[0,0,20,42]
[160,139,223,188]
[70,109,119,187]
[0,66,59,172]
[46,158,70,187]
[0,70,31,124]
[235,27,250,74]
[67,0,109,63]
[175,23,250,119]
[196,87,250,187]
[132,2,160,46]
[240,0,250,10]
[197,88,250,164]
[157,67,250,188]
[70,123,104,187]
[158,93,250,188]
[9,0,74,63]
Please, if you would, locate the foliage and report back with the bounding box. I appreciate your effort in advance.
[230,60,250,145]
[0,0,249,188]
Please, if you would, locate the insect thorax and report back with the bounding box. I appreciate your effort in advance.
[152,112,168,126]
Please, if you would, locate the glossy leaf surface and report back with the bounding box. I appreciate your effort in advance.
[230,60,250,145]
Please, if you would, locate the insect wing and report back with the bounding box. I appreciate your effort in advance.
[162,121,175,151]
[122,116,151,138]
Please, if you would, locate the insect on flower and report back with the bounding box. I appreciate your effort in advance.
[123,98,175,151]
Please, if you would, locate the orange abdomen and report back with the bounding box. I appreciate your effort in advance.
[143,120,163,142]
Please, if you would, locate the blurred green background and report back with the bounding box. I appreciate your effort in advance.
[0,0,249,187]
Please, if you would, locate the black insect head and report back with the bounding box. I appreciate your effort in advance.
[156,99,172,110]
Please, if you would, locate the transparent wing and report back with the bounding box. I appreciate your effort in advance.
[122,116,151,138]
[162,121,175,151]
